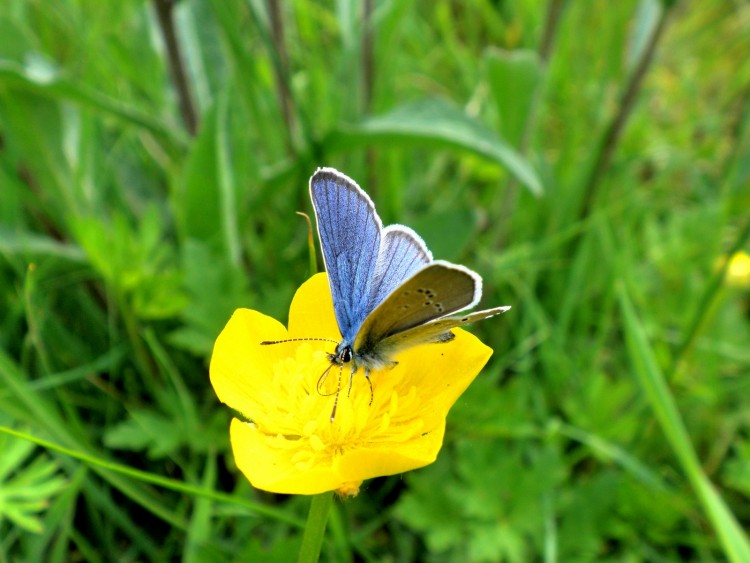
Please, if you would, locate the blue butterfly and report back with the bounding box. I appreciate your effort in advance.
[308,167,510,419]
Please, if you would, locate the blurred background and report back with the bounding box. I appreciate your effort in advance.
[1,0,749,560]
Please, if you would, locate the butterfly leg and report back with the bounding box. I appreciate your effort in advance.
[346,365,357,398]
[344,366,373,405]
[344,366,374,405]
[364,369,374,406]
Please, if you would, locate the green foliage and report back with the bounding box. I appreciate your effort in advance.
[395,442,562,562]
[329,98,543,196]
[485,48,542,148]
[1,0,750,561]
[0,424,67,535]
[73,208,187,319]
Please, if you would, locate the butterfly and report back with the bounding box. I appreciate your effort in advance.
[265,167,510,420]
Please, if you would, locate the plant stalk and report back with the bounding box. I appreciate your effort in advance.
[152,0,199,135]
[297,491,334,563]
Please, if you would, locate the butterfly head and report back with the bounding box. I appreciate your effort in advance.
[329,341,353,366]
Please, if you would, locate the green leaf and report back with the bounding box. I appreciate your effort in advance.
[723,439,750,497]
[0,228,86,262]
[72,209,187,318]
[184,455,219,563]
[0,61,185,149]
[327,99,543,196]
[410,207,477,262]
[103,408,183,460]
[618,284,750,563]
[395,442,559,560]
[175,104,222,243]
[627,0,662,71]
[174,90,243,265]
[485,48,543,147]
[0,429,67,534]
[168,239,251,356]
[393,458,465,553]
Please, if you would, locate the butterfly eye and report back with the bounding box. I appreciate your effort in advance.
[341,347,353,363]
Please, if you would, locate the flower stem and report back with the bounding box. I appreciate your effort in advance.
[152,0,198,135]
[576,3,672,222]
[297,491,334,563]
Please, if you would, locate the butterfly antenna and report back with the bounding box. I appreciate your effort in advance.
[329,364,343,422]
[260,337,339,345]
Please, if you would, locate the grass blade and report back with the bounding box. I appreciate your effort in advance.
[0,61,186,149]
[617,284,750,562]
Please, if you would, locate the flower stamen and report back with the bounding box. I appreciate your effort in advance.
[210,274,494,495]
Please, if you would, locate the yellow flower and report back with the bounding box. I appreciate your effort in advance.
[209,273,493,495]
[720,251,750,289]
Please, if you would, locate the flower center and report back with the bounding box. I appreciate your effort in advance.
[252,343,426,469]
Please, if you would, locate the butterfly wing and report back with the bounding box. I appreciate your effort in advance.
[311,167,508,361]
[368,225,432,313]
[353,261,484,354]
[375,305,511,356]
[310,168,382,342]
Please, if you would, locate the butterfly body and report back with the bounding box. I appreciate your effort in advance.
[310,168,510,405]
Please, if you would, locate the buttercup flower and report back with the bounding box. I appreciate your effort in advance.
[720,250,750,289]
[210,273,493,495]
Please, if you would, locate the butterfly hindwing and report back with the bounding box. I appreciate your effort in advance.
[353,261,482,353]
[310,168,382,342]
[368,225,432,313]
[376,305,511,355]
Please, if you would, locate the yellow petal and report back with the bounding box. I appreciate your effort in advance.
[393,328,493,429]
[726,251,750,288]
[209,309,288,419]
[212,273,498,495]
[337,421,446,479]
[288,273,340,340]
[230,418,361,495]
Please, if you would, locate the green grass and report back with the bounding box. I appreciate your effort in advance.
[1,0,750,560]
